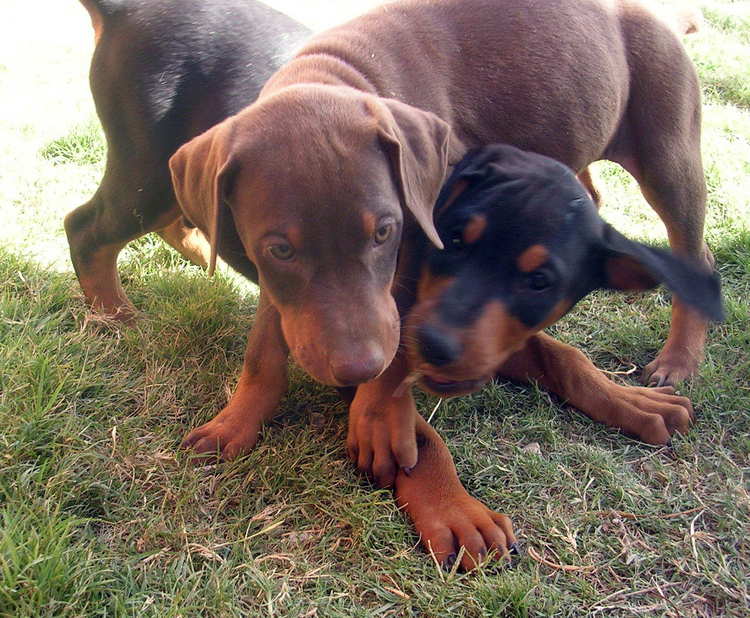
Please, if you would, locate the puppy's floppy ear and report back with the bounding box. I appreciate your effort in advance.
[598,224,724,322]
[169,121,236,276]
[368,98,453,249]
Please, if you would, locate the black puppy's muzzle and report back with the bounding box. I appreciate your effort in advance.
[417,323,463,367]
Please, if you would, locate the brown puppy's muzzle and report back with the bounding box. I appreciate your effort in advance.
[282,293,400,387]
[328,341,387,386]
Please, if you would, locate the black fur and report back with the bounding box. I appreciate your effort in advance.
[67,0,311,282]
[423,145,723,335]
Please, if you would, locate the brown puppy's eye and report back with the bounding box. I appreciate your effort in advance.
[527,270,552,291]
[374,222,393,244]
[268,243,295,261]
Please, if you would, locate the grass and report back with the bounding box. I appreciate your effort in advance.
[1,0,748,615]
[40,119,106,167]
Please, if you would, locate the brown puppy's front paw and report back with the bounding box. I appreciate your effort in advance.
[642,352,700,387]
[394,415,517,571]
[346,410,418,489]
[609,384,694,444]
[406,493,517,571]
[182,405,262,462]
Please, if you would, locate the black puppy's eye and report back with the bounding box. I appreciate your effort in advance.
[447,227,465,250]
[526,270,553,291]
[268,243,295,261]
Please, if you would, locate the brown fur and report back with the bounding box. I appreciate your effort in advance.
[499,333,694,444]
[462,215,488,245]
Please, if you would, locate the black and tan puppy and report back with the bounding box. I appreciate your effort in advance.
[380,145,723,570]
[407,144,723,433]
[65,0,311,313]
[346,144,722,571]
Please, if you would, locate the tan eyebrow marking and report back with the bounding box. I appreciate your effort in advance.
[517,244,549,272]
[361,212,376,237]
[435,179,470,217]
[462,214,487,245]
[286,226,304,248]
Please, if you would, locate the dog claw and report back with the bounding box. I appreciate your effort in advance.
[443,553,457,571]
[402,466,414,476]
[648,374,667,388]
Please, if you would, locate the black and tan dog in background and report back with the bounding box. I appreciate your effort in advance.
[66,0,311,307]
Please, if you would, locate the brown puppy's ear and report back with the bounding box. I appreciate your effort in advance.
[599,224,724,322]
[169,122,236,276]
[369,98,452,249]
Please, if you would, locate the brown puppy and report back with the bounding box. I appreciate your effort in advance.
[342,1,709,476]
[164,0,709,569]
[174,0,708,436]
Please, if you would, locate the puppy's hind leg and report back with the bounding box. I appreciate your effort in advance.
[65,166,180,321]
[634,150,713,387]
[157,217,211,269]
[609,29,714,386]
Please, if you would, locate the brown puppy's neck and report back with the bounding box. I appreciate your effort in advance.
[261,51,376,97]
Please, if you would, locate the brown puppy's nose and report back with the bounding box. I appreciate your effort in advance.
[417,323,462,367]
[329,344,385,386]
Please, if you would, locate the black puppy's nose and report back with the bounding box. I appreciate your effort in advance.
[417,323,462,366]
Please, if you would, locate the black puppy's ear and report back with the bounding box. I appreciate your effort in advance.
[599,224,724,322]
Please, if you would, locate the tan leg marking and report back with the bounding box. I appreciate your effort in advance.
[158,219,212,268]
[500,333,694,444]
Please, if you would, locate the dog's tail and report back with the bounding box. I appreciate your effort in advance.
[661,6,703,37]
[674,7,703,35]
[79,0,123,43]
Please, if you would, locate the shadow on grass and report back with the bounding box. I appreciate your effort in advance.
[1,229,749,614]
